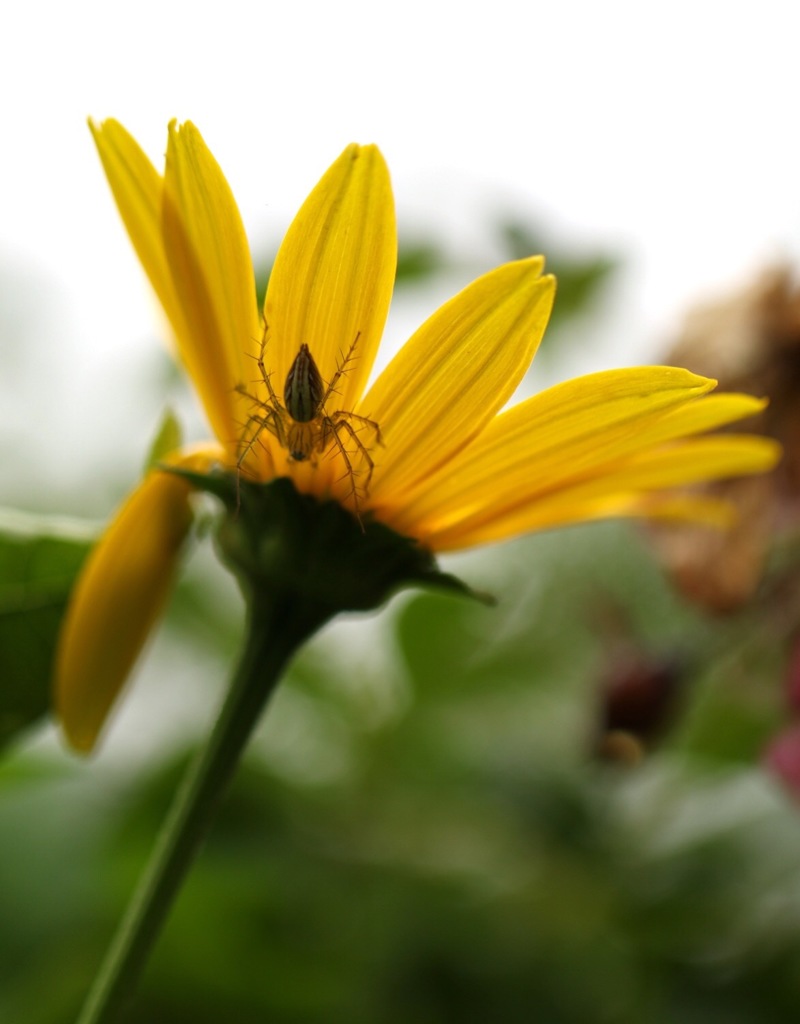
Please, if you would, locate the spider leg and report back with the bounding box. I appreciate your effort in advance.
[331,416,377,493]
[322,331,362,404]
[236,317,293,463]
[235,318,284,430]
[338,421,375,491]
[314,418,364,528]
[236,405,287,501]
[236,406,287,509]
[330,409,383,447]
[235,381,264,408]
[253,316,283,407]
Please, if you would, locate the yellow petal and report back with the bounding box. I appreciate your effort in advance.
[567,434,781,494]
[516,490,746,538]
[425,434,781,550]
[89,118,189,361]
[364,258,555,502]
[620,493,739,527]
[265,144,396,413]
[439,493,740,545]
[54,471,193,753]
[390,368,752,531]
[163,121,260,454]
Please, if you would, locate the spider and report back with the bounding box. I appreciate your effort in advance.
[236,320,382,521]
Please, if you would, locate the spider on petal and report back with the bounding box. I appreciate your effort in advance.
[236,320,382,520]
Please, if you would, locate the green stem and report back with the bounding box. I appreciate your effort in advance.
[76,591,329,1024]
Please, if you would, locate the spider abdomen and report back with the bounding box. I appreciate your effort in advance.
[284,344,324,423]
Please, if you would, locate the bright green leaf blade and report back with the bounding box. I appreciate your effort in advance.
[0,509,97,747]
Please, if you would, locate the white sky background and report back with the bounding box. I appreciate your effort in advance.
[3,0,800,510]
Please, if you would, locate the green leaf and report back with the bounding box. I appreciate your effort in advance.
[0,509,97,747]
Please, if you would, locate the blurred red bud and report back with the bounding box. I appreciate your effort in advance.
[595,656,684,761]
[763,724,800,798]
[784,639,800,713]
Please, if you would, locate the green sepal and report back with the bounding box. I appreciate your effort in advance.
[143,408,183,473]
[167,469,489,612]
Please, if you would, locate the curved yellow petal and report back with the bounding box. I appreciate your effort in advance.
[444,493,740,546]
[264,144,396,414]
[390,369,758,532]
[619,493,740,527]
[54,471,193,753]
[363,258,555,502]
[424,435,781,551]
[89,118,189,361]
[163,121,260,454]
[568,434,781,493]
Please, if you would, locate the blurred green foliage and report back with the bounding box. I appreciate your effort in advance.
[0,511,95,748]
[2,524,800,1021]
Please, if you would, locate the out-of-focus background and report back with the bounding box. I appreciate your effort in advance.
[5,2,800,1020]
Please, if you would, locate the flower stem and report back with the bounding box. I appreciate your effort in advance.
[76,591,329,1024]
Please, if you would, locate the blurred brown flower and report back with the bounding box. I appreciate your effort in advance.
[651,266,800,611]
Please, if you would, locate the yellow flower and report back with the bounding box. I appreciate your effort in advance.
[56,119,781,753]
